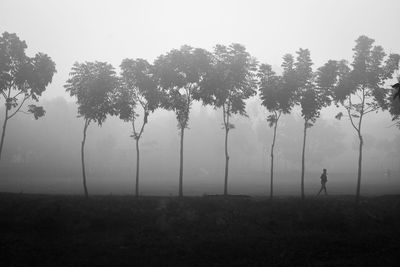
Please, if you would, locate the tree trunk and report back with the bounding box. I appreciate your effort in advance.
[301,120,307,200]
[355,132,363,204]
[224,128,230,196]
[270,120,278,200]
[81,119,89,198]
[135,138,140,198]
[0,109,8,161]
[179,127,184,197]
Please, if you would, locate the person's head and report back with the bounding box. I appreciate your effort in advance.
[323,168,327,173]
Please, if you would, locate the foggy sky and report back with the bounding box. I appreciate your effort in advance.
[1,0,400,101]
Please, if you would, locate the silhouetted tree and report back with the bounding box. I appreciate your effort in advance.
[328,36,400,203]
[392,82,400,101]
[389,78,400,129]
[197,44,257,196]
[257,59,295,199]
[154,46,210,197]
[115,58,159,197]
[0,32,56,160]
[294,49,331,200]
[65,62,118,198]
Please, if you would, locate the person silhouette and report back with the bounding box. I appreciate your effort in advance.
[317,168,328,196]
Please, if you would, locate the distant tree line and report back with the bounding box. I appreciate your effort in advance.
[1,31,399,203]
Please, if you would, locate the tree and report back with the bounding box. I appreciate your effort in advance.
[294,48,331,200]
[392,82,400,101]
[154,46,210,197]
[197,44,257,196]
[64,61,118,198]
[327,36,400,203]
[257,58,295,199]
[115,58,159,197]
[0,32,56,160]
[389,78,400,129]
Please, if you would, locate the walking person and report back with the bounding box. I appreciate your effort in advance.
[317,168,328,196]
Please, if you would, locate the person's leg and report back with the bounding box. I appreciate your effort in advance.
[317,185,323,195]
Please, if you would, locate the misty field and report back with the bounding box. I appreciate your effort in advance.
[1,193,399,266]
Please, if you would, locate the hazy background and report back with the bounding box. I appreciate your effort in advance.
[0,97,398,196]
[0,0,399,195]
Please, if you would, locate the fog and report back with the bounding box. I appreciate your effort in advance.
[1,97,398,196]
[1,0,400,196]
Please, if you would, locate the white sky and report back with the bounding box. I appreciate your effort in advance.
[1,0,400,99]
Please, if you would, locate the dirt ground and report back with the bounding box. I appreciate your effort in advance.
[1,193,399,266]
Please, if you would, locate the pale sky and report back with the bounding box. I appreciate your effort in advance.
[1,0,400,99]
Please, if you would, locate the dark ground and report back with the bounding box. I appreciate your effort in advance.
[1,193,400,266]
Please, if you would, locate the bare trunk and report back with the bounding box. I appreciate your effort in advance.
[0,109,8,161]
[355,132,363,204]
[301,120,307,200]
[135,138,140,198]
[224,128,229,196]
[132,109,148,198]
[354,89,365,204]
[81,119,89,198]
[179,127,184,197]
[270,120,278,200]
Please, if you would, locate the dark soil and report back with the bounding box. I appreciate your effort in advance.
[1,193,400,266]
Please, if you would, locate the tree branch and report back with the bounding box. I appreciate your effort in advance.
[137,105,148,139]
[131,110,138,139]
[386,121,400,128]
[12,90,25,100]
[222,103,227,128]
[7,85,12,98]
[137,94,146,108]
[357,87,366,132]
[7,93,31,120]
[226,100,231,127]
[363,106,377,115]
[346,96,359,132]
[355,91,363,103]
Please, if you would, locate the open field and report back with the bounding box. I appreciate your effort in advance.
[1,193,400,266]
[1,165,399,196]
[0,194,400,266]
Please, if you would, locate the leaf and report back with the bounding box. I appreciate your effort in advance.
[306,122,314,128]
[5,98,18,110]
[266,114,277,128]
[335,112,343,120]
[27,105,45,119]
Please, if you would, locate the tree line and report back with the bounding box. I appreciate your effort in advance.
[1,32,399,203]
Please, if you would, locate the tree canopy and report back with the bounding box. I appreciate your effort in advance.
[116,58,159,127]
[154,45,211,129]
[258,62,296,125]
[65,61,118,125]
[198,43,257,117]
[0,32,56,118]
